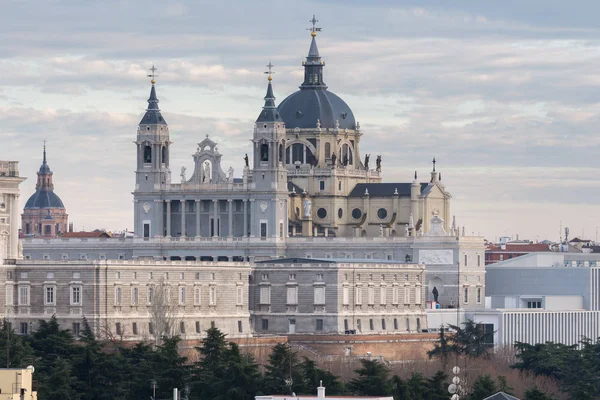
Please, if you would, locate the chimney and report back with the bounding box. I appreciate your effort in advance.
[317,381,325,399]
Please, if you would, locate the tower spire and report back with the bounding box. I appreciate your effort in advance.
[140,64,167,125]
[43,139,47,165]
[256,61,282,122]
[301,15,326,90]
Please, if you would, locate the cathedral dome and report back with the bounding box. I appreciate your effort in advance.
[278,89,356,129]
[24,190,65,210]
[277,29,356,130]
[23,145,65,210]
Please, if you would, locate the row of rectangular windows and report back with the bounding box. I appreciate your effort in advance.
[7,286,82,306]
[11,271,243,282]
[260,317,422,332]
[261,273,420,282]
[8,285,240,307]
[17,320,244,336]
[259,286,423,306]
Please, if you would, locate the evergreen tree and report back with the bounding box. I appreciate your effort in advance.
[263,343,305,395]
[402,372,429,400]
[0,319,34,368]
[449,320,491,359]
[154,336,189,398]
[390,375,405,400]
[468,375,497,400]
[425,371,449,400]
[299,358,344,395]
[347,359,390,396]
[523,387,556,400]
[193,327,229,399]
[38,357,81,400]
[427,327,456,365]
[219,343,263,400]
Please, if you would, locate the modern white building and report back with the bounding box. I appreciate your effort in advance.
[428,253,600,349]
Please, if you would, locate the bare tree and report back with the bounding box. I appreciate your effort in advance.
[148,277,175,346]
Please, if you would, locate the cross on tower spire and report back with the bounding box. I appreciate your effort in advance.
[432,157,436,172]
[307,14,321,37]
[264,60,275,81]
[147,64,158,85]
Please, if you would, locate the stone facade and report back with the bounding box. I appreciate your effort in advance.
[1,260,252,339]
[251,258,427,335]
[0,160,25,263]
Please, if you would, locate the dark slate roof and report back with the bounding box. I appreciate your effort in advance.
[256,81,283,123]
[287,181,303,193]
[278,89,356,129]
[24,190,65,209]
[348,183,429,197]
[277,33,355,129]
[483,392,520,400]
[140,85,167,125]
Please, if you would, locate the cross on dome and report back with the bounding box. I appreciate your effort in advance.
[264,61,275,81]
[147,64,158,85]
[307,14,321,37]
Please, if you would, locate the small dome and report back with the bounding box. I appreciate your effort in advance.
[278,89,356,129]
[24,190,65,209]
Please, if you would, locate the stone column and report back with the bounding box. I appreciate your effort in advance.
[243,200,248,238]
[180,199,186,237]
[249,199,255,237]
[212,200,218,238]
[166,200,171,237]
[9,194,19,259]
[153,199,163,237]
[227,199,233,238]
[195,200,201,238]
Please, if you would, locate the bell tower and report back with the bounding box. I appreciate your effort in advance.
[248,63,289,239]
[133,66,170,238]
[252,62,287,191]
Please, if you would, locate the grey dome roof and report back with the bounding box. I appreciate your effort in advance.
[278,89,356,129]
[24,190,65,209]
[277,32,356,129]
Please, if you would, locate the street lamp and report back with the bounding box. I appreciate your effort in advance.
[150,379,157,400]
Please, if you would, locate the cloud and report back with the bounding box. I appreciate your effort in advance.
[1,1,600,240]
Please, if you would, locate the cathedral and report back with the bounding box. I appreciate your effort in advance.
[13,19,485,339]
[133,21,451,246]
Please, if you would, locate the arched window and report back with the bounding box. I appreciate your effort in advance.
[144,145,152,164]
[260,144,269,162]
[291,143,303,164]
[341,144,353,165]
[161,146,167,165]
[325,142,331,159]
[279,143,283,163]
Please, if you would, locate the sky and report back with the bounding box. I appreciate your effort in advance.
[1,0,600,242]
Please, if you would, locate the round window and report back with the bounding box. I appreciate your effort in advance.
[352,208,362,219]
[317,208,327,219]
[338,208,343,219]
[377,208,388,219]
